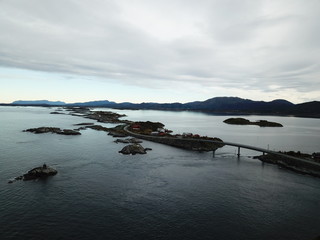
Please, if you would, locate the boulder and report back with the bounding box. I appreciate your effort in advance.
[119,144,147,155]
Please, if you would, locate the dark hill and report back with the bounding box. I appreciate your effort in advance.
[292,101,320,118]
[183,97,295,114]
[8,97,320,118]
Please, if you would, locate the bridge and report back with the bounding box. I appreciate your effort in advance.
[123,125,320,168]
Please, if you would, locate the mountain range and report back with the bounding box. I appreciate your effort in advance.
[7,97,320,118]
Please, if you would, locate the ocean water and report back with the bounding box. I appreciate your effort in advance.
[0,106,319,240]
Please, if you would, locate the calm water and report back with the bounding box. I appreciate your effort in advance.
[0,106,319,240]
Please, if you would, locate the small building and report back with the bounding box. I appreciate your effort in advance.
[183,132,193,137]
[131,124,141,131]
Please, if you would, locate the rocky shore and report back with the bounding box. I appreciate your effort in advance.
[224,118,283,127]
[254,151,320,178]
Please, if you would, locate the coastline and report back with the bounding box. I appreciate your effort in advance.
[1,104,320,119]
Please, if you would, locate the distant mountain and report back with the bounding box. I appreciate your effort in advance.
[69,100,116,107]
[183,97,295,113]
[12,100,66,105]
[8,97,320,118]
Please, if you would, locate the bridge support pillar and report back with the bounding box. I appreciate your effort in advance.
[212,150,216,158]
[237,147,240,157]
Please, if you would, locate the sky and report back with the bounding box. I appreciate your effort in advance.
[0,0,319,104]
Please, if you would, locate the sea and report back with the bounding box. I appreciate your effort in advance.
[0,106,319,240]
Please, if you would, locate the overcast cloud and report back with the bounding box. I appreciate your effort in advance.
[0,0,319,103]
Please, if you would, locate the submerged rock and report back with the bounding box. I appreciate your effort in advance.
[119,144,147,155]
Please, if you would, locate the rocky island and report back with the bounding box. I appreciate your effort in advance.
[224,118,283,127]
[8,164,58,183]
[24,127,81,135]
[119,143,151,155]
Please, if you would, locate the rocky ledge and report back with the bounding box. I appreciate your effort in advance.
[24,127,81,135]
[8,164,58,183]
[119,144,151,155]
[224,118,283,127]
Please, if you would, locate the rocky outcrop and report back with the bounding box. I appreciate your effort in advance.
[224,118,283,127]
[8,164,58,183]
[24,127,81,135]
[119,144,148,155]
[23,165,58,180]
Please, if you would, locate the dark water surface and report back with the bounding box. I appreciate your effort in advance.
[0,107,319,240]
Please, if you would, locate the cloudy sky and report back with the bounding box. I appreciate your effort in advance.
[0,0,319,104]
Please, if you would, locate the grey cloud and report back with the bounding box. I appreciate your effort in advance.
[0,0,319,98]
